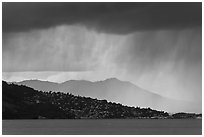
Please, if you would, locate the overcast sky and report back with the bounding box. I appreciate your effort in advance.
[2,3,202,107]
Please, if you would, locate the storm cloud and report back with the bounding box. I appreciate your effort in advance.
[2,2,202,112]
[3,2,201,34]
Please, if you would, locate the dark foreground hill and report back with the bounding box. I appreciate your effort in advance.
[3,81,170,119]
[3,81,201,119]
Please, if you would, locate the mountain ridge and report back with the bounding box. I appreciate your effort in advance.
[14,78,162,97]
[13,78,200,113]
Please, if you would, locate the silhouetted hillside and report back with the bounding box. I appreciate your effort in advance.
[3,81,170,119]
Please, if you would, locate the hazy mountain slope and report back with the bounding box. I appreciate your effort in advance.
[14,80,60,92]
[15,78,200,113]
[15,78,162,108]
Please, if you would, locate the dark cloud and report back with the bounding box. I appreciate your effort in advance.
[3,2,201,34]
[115,28,202,71]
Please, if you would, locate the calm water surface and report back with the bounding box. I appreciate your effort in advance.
[2,119,202,135]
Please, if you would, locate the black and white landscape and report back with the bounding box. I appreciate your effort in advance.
[2,2,202,135]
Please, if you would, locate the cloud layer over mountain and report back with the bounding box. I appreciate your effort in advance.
[2,3,202,111]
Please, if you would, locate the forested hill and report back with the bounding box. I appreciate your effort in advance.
[2,81,201,119]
